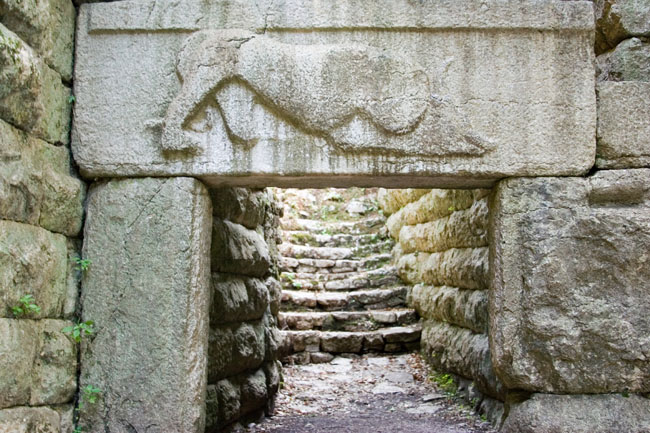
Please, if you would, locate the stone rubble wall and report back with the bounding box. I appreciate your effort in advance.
[206,187,283,432]
[379,188,505,425]
[0,0,83,431]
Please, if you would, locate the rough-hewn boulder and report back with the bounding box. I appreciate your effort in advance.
[0,0,76,80]
[409,285,487,333]
[597,38,650,82]
[80,177,212,433]
[594,0,650,54]
[0,221,68,319]
[597,82,650,169]
[0,24,70,145]
[208,320,265,382]
[0,119,84,236]
[491,170,650,393]
[211,274,269,324]
[212,220,271,277]
[0,406,63,433]
[210,187,268,229]
[502,393,650,433]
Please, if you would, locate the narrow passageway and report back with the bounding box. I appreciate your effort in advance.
[248,353,495,433]
[244,188,495,433]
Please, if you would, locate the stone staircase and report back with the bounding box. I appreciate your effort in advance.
[276,188,421,364]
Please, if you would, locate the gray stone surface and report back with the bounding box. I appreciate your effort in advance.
[0,406,62,433]
[0,220,68,319]
[422,320,504,400]
[0,119,84,236]
[410,285,488,334]
[210,187,268,229]
[0,24,70,145]
[597,38,650,82]
[0,0,76,80]
[208,320,266,382]
[212,220,271,277]
[73,0,595,187]
[594,0,650,53]
[211,274,269,324]
[597,81,650,169]
[490,169,650,393]
[0,319,76,409]
[502,393,650,433]
[80,177,212,433]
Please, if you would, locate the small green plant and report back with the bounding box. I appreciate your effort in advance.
[448,205,456,212]
[73,427,82,433]
[83,385,101,404]
[68,95,76,104]
[431,372,457,396]
[11,294,41,317]
[62,320,95,343]
[73,256,92,272]
[292,281,302,289]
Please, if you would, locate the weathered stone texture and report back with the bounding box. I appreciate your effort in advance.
[0,319,76,409]
[208,320,266,382]
[211,187,268,229]
[398,198,488,254]
[502,393,650,433]
[597,37,650,82]
[409,284,487,334]
[73,0,595,186]
[597,81,650,168]
[80,177,212,433]
[0,220,68,319]
[594,0,650,54]
[490,169,650,393]
[397,247,488,290]
[0,119,84,236]
[212,220,271,277]
[211,274,269,324]
[421,321,504,400]
[0,406,63,433]
[0,0,76,80]
[377,188,430,215]
[0,24,70,145]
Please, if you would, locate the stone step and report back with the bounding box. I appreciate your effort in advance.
[280,216,386,235]
[279,240,394,261]
[280,325,422,363]
[282,230,390,248]
[280,267,399,291]
[280,286,409,312]
[279,253,392,274]
[278,309,418,332]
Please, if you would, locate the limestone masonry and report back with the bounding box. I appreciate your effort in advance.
[1,0,649,432]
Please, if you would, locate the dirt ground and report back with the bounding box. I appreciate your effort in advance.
[245,353,497,433]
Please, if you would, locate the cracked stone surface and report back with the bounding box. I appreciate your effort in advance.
[245,354,495,433]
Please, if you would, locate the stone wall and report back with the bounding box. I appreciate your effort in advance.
[379,188,505,425]
[206,187,283,432]
[0,0,83,431]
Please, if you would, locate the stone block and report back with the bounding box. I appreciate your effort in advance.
[239,368,267,417]
[597,37,650,82]
[266,277,281,316]
[206,378,241,430]
[212,220,271,277]
[63,239,80,319]
[502,393,650,433]
[490,169,650,393]
[211,274,269,324]
[410,284,488,333]
[210,187,268,229]
[377,188,430,215]
[80,177,212,433]
[597,81,650,169]
[0,24,70,145]
[0,119,84,236]
[208,320,265,382]
[0,319,35,408]
[0,319,76,409]
[0,220,68,319]
[73,0,594,186]
[0,0,76,80]
[397,247,488,290]
[387,190,479,239]
[398,198,489,253]
[421,320,504,400]
[0,406,61,433]
[320,332,363,353]
[30,319,77,406]
[595,0,650,53]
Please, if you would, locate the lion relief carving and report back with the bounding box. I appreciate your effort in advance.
[161,30,492,157]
